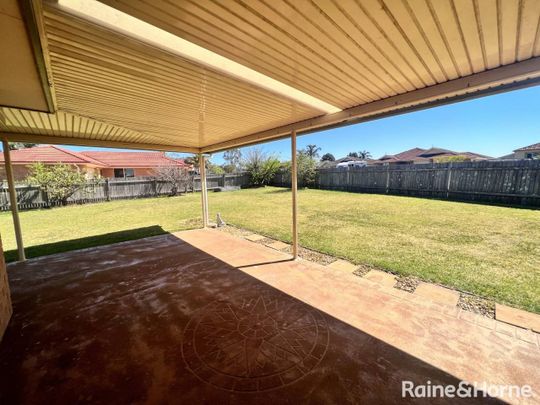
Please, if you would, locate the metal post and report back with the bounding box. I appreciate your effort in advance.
[199,154,209,227]
[2,140,25,261]
[291,131,298,259]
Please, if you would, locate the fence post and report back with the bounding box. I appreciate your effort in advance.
[222,173,226,188]
[385,165,390,194]
[446,163,453,198]
[346,168,350,191]
[152,178,158,196]
[105,178,110,201]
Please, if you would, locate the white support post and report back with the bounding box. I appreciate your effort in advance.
[291,130,298,259]
[2,140,25,261]
[199,154,209,227]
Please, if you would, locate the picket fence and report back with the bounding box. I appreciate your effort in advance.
[0,173,250,211]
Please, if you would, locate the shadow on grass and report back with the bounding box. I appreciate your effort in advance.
[4,225,168,263]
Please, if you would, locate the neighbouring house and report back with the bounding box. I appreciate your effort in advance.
[0,145,190,181]
[500,142,540,160]
[371,147,491,165]
[318,155,375,169]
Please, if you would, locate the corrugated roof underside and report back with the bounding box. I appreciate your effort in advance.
[101,0,540,110]
[41,4,321,149]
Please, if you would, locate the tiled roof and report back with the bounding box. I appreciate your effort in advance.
[374,147,491,164]
[394,148,426,160]
[0,145,95,165]
[80,151,188,168]
[0,145,188,168]
[514,142,540,151]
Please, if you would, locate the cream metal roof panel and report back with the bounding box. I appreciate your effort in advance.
[100,0,540,110]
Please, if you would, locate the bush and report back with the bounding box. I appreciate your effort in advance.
[283,151,317,187]
[243,149,280,186]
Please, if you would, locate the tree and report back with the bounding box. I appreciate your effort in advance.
[357,150,372,159]
[153,164,192,196]
[295,151,317,187]
[9,142,37,150]
[320,153,335,161]
[304,144,321,159]
[242,148,280,186]
[26,163,90,206]
[221,164,236,174]
[347,152,359,158]
[208,163,225,175]
[184,154,212,173]
[184,154,200,168]
[223,149,242,171]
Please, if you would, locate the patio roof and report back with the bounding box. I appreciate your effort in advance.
[1,0,540,153]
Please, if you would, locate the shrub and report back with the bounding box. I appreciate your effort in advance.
[283,151,318,187]
[243,149,280,186]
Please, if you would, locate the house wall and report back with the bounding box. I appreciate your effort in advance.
[99,167,157,178]
[0,236,12,341]
[514,150,540,159]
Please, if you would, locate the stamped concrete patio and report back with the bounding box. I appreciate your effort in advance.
[0,229,538,404]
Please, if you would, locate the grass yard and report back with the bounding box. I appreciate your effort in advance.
[1,187,539,313]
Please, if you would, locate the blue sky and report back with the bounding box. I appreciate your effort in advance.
[15,85,540,164]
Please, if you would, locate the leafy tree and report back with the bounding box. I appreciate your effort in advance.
[184,154,213,173]
[358,150,372,159]
[242,148,280,186]
[208,163,225,175]
[26,163,91,206]
[153,164,192,196]
[223,148,242,171]
[221,164,236,174]
[321,153,335,161]
[8,142,37,150]
[347,152,359,158]
[304,144,321,159]
[184,154,200,168]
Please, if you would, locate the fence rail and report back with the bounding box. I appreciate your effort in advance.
[0,173,250,211]
[272,160,540,207]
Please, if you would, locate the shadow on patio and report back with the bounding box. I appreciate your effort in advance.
[0,229,526,403]
[3,225,169,263]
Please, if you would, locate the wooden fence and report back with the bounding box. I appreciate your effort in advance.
[0,173,250,211]
[272,160,540,207]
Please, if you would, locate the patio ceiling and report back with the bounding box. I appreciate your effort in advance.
[1,0,540,153]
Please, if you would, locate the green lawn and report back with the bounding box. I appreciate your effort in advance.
[1,187,539,313]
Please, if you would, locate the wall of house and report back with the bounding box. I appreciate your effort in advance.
[514,150,540,159]
[0,236,12,341]
[99,168,156,178]
[0,165,32,181]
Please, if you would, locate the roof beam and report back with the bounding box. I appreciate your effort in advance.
[1,132,200,153]
[202,57,540,153]
[19,0,57,112]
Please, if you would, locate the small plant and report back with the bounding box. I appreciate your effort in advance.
[26,162,92,206]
